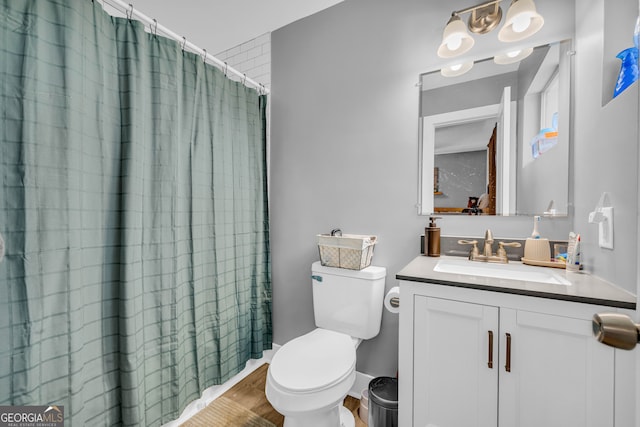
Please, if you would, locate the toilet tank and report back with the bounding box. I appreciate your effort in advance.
[311,261,386,340]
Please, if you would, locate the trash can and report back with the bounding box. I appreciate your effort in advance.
[368,376,398,427]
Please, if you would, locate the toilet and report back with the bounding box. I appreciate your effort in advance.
[266,261,386,427]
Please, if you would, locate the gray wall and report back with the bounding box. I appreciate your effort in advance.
[573,0,639,288]
[271,0,637,378]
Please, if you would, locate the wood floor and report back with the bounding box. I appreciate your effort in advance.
[220,363,367,427]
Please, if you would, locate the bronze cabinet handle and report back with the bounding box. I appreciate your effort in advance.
[505,333,512,372]
[488,330,494,369]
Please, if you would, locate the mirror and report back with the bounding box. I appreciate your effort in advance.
[418,39,572,216]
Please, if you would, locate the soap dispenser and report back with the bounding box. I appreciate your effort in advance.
[425,216,442,257]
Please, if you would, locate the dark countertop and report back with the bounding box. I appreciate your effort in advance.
[396,256,637,310]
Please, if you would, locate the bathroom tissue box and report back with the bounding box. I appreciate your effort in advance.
[523,238,551,262]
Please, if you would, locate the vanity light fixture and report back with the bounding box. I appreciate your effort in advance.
[493,46,534,64]
[440,61,474,77]
[437,0,544,59]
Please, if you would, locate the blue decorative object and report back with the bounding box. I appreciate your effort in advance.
[530,112,558,159]
[613,16,640,98]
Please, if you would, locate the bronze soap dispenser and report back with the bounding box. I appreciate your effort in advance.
[425,216,441,257]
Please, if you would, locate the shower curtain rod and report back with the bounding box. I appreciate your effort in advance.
[99,0,270,94]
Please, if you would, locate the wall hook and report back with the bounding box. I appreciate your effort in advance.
[589,192,614,249]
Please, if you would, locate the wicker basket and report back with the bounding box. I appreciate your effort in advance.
[317,234,377,270]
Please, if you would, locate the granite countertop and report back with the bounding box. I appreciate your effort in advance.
[396,255,637,309]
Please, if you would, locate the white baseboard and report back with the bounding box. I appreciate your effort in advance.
[262,343,281,362]
[349,370,374,399]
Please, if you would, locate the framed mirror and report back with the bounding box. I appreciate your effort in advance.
[418,39,572,216]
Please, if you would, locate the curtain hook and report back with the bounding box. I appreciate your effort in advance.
[126,3,133,20]
[242,73,247,85]
[224,62,228,76]
[181,36,187,51]
[152,19,158,36]
[202,49,207,63]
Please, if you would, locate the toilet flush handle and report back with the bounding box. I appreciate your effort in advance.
[311,275,323,283]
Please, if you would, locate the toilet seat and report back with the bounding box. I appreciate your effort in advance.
[269,328,356,393]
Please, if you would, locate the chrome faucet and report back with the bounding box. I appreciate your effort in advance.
[458,229,521,263]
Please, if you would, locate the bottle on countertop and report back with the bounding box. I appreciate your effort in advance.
[566,232,582,272]
[425,216,442,257]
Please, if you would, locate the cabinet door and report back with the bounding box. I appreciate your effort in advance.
[414,296,499,427]
[499,308,615,427]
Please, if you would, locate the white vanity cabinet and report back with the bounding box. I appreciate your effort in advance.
[400,281,616,427]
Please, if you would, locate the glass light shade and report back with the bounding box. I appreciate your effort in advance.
[441,61,474,77]
[438,15,475,58]
[493,47,534,64]
[498,0,544,42]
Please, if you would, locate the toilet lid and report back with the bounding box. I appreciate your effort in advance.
[270,329,356,393]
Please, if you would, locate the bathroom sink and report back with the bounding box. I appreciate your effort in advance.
[434,257,571,286]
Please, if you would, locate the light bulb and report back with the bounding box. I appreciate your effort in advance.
[511,14,532,33]
[506,50,521,58]
[450,63,463,71]
[446,35,463,51]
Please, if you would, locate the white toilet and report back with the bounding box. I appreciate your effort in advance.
[266,261,386,427]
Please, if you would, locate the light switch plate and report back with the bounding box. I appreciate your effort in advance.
[598,207,614,249]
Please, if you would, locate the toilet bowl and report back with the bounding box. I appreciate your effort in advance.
[266,328,357,427]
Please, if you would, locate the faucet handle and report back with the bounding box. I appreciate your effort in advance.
[496,241,522,262]
[458,239,479,259]
[499,241,522,249]
[458,239,478,245]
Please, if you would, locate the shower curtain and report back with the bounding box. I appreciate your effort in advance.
[0,1,271,425]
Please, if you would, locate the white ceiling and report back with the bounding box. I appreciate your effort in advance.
[435,119,496,155]
[102,0,344,54]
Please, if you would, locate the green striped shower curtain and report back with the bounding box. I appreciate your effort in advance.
[0,0,271,425]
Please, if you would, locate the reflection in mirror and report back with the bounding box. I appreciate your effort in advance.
[419,39,572,217]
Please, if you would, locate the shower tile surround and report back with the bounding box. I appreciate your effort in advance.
[216,32,271,89]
